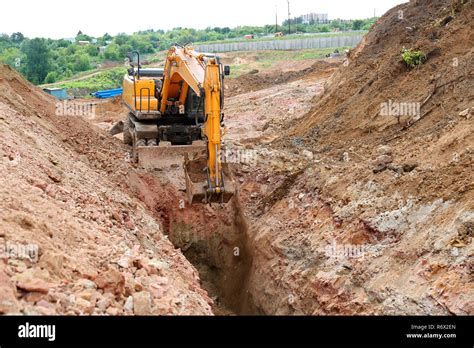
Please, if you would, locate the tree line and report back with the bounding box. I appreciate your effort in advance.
[0,18,377,85]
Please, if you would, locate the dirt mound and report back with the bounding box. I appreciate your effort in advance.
[94,96,128,127]
[226,59,341,97]
[0,65,56,117]
[237,0,473,315]
[0,63,213,315]
[96,95,125,118]
[284,0,474,206]
[292,0,473,146]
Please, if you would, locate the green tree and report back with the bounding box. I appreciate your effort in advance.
[54,39,71,49]
[73,54,91,72]
[114,33,129,45]
[21,38,51,84]
[76,31,92,42]
[0,34,10,44]
[104,43,120,61]
[319,25,330,32]
[103,33,113,41]
[0,34,11,53]
[362,18,378,30]
[44,71,58,83]
[176,29,196,44]
[118,44,132,59]
[86,44,99,56]
[10,32,24,43]
[63,69,73,79]
[66,44,77,55]
[352,20,364,30]
[0,47,25,68]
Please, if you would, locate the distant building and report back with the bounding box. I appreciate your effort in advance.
[301,13,329,24]
[244,35,254,40]
[77,40,90,46]
[43,88,69,100]
[333,18,353,23]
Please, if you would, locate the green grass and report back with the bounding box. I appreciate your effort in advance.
[54,67,127,92]
[402,49,426,69]
[229,47,349,77]
[145,51,167,64]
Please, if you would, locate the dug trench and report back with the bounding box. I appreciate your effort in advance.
[3,0,471,316]
[93,51,353,315]
[127,170,261,315]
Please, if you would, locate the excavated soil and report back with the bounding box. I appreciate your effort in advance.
[225,59,341,97]
[0,0,472,317]
[0,64,214,315]
[239,0,473,315]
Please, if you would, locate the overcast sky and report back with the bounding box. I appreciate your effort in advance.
[1,0,407,39]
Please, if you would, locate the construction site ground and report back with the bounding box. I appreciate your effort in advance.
[0,0,472,316]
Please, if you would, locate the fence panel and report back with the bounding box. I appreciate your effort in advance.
[195,35,363,53]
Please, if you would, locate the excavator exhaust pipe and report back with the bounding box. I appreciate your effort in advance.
[184,157,236,204]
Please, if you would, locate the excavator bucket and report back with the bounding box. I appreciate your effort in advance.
[135,141,235,204]
[184,157,236,204]
[136,141,206,170]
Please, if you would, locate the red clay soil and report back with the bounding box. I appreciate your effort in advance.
[226,59,341,97]
[0,0,472,317]
[234,0,473,315]
[0,64,214,315]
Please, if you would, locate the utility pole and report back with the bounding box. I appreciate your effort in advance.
[275,5,278,33]
[287,0,291,35]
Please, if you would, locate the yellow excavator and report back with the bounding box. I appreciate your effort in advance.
[121,45,235,204]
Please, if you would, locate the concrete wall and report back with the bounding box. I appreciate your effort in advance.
[195,35,364,53]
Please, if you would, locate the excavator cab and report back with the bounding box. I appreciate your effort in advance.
[121,47,235,204]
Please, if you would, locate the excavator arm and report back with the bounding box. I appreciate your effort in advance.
[160,46,234,203]
[203,59,224,196]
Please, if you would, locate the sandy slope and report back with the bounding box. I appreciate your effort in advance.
[0,64,213,315]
